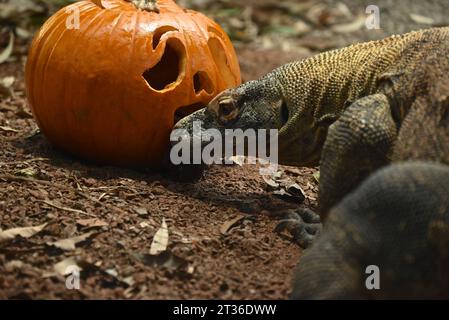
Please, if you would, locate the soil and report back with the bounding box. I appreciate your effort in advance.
[0,46,318,299]
[1,0,448,300]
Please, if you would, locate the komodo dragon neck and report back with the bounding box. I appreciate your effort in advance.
[263,28,449,166]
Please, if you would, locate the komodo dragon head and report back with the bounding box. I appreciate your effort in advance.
[174,79,286,134]
[172,76,328,167]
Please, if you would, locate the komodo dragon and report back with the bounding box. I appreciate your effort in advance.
[173,27,449,299]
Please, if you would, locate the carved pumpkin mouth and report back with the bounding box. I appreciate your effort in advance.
[174,102,205,125]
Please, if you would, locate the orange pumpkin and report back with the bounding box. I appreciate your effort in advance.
[25,0,241,167]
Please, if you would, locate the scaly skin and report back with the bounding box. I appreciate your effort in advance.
[173,27,449,298]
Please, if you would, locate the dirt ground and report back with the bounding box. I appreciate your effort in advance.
[1,0,448,300]
[0,46,316,299]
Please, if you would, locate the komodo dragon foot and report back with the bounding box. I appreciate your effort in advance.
[275,208,322,248]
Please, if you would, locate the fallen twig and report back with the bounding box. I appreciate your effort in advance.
[40,199,92,216]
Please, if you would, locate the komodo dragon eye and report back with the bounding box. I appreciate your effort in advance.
[219,101,235,117]
[216,98,239,124]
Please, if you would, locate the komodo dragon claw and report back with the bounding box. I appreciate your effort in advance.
[275,209,322,248]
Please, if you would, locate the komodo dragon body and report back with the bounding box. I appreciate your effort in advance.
[173,27,449,299]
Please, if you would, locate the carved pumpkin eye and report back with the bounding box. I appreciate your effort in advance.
[143,39,185,91]
[152,26,178,50]
[25,0,241,167]
[193,71,214,95]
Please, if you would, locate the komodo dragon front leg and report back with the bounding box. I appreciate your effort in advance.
[276,94,398,246]
[319,94,397,216]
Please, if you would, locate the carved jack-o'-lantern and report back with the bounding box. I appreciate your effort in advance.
[25,0,241,166]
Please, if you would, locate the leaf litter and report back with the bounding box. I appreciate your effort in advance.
[0,223,47,243]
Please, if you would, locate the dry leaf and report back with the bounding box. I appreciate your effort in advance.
[150,218,169,255]
[187,265,195,274]
[0,76,15,87]
[331,15,366,33]
[313,171,320,184]
[50,257,130,287]
[272,170,283,179]
[106,269,118,277]
[15,167,38,177]
[0,31,14,64]
[286,183,306,202]
[134,251,187,270]
[273,189,290,197]
[15,27,31,39]
[273,186,305,203]
[410,13,435,25]
[5,260,25,271]
[0,126,19,133]
[284,167,303,176]
[0,76,15,97]
[76,218,108,229]
[336,2,353,19]
[122,276,135,287]
[135,207,148,216]
[220,214,245,235]
[266,169,306,203]
[0,223,47,243]
[139,222,150,229]
[262,175,279,189]
[47,232,96,251]
[53,257,80,276]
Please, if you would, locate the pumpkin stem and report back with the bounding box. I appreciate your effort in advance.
[127,0,160,13]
